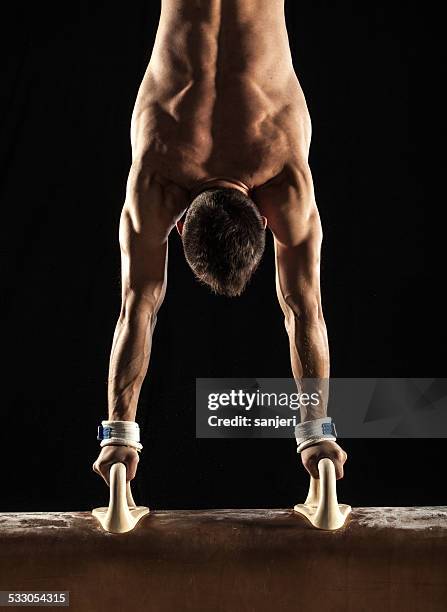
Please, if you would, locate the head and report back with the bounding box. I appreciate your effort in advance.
[177,188,267,297]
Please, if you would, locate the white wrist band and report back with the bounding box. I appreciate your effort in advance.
[100,438,143,452]
[295,417,337,453]
[297,436,337,453]
[97,420,143,452]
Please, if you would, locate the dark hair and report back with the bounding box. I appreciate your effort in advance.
[182,188,266,297]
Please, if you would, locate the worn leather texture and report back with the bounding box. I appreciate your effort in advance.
[1,508,447,612]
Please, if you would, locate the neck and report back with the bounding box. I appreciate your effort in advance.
[190,176,251,200]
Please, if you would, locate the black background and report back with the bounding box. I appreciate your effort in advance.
[1,1,444,511]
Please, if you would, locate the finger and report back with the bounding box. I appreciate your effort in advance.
[126,455,139,481]
[303,458,320,479]
[312,455,344,479]
[98,463,111,486]
[334,461,344,480]
[92,461,105,481]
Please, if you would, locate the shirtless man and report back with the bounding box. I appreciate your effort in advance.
[93,0,347,487]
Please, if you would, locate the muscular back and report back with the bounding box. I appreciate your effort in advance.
[131,0,312,191]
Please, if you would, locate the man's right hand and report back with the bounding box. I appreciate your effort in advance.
[92,445,140,486]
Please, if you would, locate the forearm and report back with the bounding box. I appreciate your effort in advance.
[107,296,159,421]
[286,309,330,421]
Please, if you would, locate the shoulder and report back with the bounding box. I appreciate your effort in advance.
[251,161,320,247]
[252,160,315,215]
[126,160,191,216]
[122,161,191,242]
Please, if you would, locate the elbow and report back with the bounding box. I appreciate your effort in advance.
[284,294,324,327]
[120,284,165,320]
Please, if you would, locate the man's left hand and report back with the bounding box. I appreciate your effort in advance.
[300,440,347,480]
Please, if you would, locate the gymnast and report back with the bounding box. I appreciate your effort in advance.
[93,0,348,488]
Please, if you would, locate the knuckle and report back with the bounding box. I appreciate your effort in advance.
[302,456,313,468]
[333,448,345,461]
